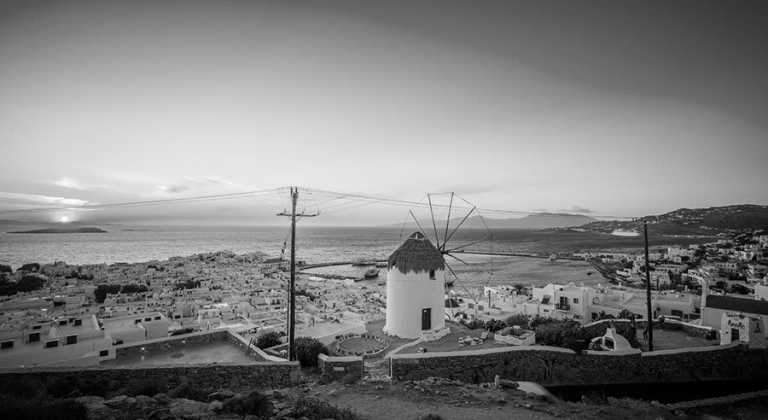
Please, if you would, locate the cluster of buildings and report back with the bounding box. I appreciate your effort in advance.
[2,230,768,368]
[0,251,385,368]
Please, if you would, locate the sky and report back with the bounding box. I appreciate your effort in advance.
[1,0,767,225]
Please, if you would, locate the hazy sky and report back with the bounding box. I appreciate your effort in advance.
[1,0,767,225]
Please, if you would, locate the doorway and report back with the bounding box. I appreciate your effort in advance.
[421,308,431,330]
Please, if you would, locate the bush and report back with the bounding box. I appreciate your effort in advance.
[535,320,588,352]
[222,391,273,419]
[463,319,485,330]
[294,337,328,368]
[294,396,359,420]
[417,415,444,420]
[483,319,507,332]
[504,314,531,328]
[256,331,282,349]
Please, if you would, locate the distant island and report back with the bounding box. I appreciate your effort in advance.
[9,227,107,234]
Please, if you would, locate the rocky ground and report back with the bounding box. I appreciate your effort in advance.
[70,376,687,420]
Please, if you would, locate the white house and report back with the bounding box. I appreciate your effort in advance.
[383,232,446,339]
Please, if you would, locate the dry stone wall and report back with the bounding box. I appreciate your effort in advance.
[318,354,363,382]
[390,344,768,386]
[0,362,300,393]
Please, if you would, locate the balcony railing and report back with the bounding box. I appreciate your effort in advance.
[555,303,571,311]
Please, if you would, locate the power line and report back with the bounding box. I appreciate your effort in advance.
[0,185,636,220]
[301,187,636,220]
[0,187,287,215]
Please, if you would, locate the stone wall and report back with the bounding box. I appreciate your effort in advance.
[318,354,363,382]
[0,361,300,394]
[390,344,768,386]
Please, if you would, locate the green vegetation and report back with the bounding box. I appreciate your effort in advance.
[0,273,47,296]
[294,336,329,368]
[293,396,360,420]
[256,331,282,349]
[94,283,149,303]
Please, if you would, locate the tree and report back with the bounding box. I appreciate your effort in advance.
[293,337,328,368]
[505,314,531,328]
[17,274,46,292]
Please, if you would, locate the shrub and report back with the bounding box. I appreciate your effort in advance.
[256,331,282,349]
[535,320,588,352]
[222,391,273,419]
[294,396,359,420]
[504,314,531,328]
[294,337,328,368]
[417,415,444,420]
[463,319,485,330]
[483,319,507,332]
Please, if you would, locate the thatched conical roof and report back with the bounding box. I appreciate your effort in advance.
[388,231,445,274]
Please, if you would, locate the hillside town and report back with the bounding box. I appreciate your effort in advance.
[1,228,767,368]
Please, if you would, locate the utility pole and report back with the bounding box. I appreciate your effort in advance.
[277,186,318,361]
[644,221,654,352]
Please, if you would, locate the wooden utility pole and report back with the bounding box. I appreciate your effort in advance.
[644,221,654,351]
[277,186,318,361]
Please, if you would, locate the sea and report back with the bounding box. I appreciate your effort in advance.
[0,225,708,288]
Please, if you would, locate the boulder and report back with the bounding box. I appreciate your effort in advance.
[208,389,235,401]
[209,400,224,412]
[104,395,135,408]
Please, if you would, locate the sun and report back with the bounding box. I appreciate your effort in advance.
[58,216,71,223]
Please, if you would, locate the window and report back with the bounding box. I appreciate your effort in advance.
[99,350,109,357]
[58,320,67,326]
[32,325,41,330]
[73,319,82,326]
[573,298,579,304]
[29,332,40,343]
[112,339,124,346]
[1,341,13,350]
[154,316,161,321]
[134,319,142,324]
[145,317,151,322]
[429,270,436,280]
[66,335,77,345]
[45,340,59,348]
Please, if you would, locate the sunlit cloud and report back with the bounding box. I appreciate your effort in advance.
[52,177,86,191]
[156,176,246,195]
[0,191,88,207]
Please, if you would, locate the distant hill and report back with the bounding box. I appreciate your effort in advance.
[9,227,107,234]
[582,204,768,235]
[397,213,597,230]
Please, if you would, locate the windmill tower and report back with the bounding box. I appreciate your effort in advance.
[384,193,491,338]
[384,231,446,338]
